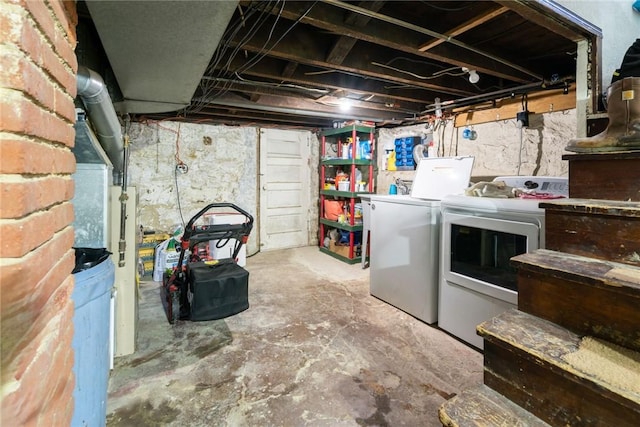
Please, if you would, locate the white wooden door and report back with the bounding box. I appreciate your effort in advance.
[259,128,311,251]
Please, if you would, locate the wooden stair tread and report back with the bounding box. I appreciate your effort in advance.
[438,384,550,427]
[478,309,640,405]
[539,199,640,217]
[512,249,640,292]
[514,249,640,352]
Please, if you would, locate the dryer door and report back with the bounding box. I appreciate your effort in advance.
[441,212,539,304]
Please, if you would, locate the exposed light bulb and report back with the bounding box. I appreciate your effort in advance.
[468,70,479,84]
[338,98,351,112]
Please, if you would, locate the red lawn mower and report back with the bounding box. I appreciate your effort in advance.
[161,203,254,324]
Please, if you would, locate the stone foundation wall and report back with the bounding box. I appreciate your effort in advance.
[376,110,575,194]
[127,122,321,252]
[130,110,576,248]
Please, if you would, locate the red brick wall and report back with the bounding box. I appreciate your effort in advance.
[0,1,78,425]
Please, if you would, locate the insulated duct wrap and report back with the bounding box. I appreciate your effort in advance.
[77,66,124,184]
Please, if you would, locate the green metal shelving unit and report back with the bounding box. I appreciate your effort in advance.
[318,124,375,263]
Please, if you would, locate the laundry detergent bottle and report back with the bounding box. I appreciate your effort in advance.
[387,151,397,171]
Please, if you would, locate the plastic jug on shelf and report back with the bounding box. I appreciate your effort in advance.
[359,139,371,160]
[387,151,397,171]
[341,141,349,159]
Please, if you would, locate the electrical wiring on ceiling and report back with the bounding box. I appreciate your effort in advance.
[189,3,271,110]
[187,1,277,113]
[187,1,318,115]
[372,62,467,80]
[382,57,469,78]
[221,1,318,95]
[232,74,329,94]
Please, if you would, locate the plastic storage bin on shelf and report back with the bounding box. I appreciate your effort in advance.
[394,136,421,170]
[318,124,376,264]
[71,248,115,427]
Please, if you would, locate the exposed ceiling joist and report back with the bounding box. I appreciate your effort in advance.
[325,1,386,65]
[418,5,510,52]
[80,0,602,129]
[321,0,542,80]
[494,0,602,42]
[265,1,534,83]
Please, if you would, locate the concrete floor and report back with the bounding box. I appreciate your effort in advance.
[106,246,483,426]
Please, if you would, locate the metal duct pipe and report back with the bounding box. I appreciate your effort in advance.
[76,66,124,185]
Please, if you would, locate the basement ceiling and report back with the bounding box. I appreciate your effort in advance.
[78,0,602,130]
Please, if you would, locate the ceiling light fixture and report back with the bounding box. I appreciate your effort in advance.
[338,98,352,112]
[462,67,480,84]
[468,70,480,84]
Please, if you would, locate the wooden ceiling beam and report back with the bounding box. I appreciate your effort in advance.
[282,61,299,78]
[453,88,576,127]
[193,90,409,122]
[194,108,331,128]
[325,1,386,65]
[226,29,476,96]
[418,6,510,52]
[493,0,601,42]
[198,79,421,114]
[264,1,533,83]
[205,54,435,106]
[319,0,540,80]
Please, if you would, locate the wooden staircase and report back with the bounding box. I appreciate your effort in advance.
[439,152,640,426]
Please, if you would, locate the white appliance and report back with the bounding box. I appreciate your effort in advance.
[438,176,568,349]
[207,213,247,267]
[369,157,474,323]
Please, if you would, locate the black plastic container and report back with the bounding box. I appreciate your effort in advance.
[72,247,112,273]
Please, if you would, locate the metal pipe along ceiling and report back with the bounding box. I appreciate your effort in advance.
[76,65,124,185]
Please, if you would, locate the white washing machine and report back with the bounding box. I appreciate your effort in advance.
[368,157,474,324]
[438,176,568,349]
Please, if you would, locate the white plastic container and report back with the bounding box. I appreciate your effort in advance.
[338,180,350,191]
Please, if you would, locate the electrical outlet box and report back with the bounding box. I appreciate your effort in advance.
[516,110,530,128]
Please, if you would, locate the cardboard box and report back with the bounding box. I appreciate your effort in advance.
[329,240,352,258]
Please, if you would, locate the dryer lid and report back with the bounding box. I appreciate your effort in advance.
[410,156,474,200]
